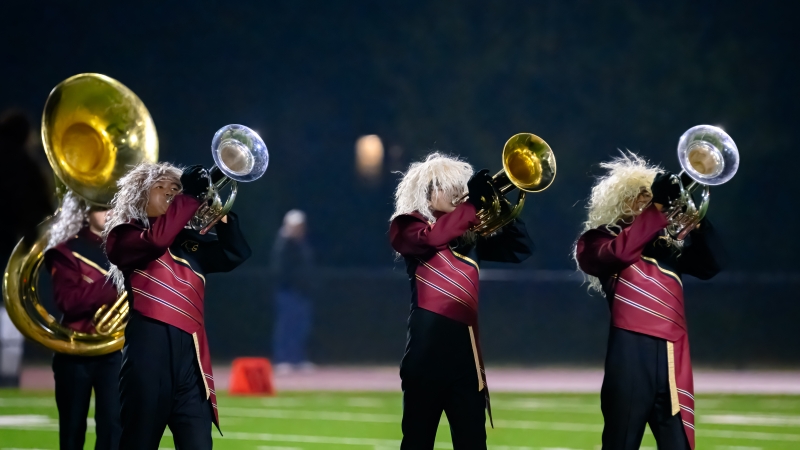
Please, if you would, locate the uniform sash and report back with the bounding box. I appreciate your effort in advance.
[129,249,219,426]
[611,256,695,449]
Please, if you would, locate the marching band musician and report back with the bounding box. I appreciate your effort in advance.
[103,162,251,450]
[574,153,724,450]
[389,153,533,449]
[43,192,121,450]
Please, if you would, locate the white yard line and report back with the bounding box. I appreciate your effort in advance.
[493,419,603,433]
[0,415,52,426]
[491,400,599,414]
[259,398,307,407]
[226,406,605,433]
[222,406,800,442]
[346,398,386,408]
[2,448,54,450]
[714,446,762,450]
[0,425,58,431]
[225,407,399,422]
[223,432,400,446]
[0,399,55,407]
[697,428,800,442]
[701,414,800,427]
[226,433,577,449]
[255,446,303,450]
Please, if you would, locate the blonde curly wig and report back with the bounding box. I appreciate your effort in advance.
[575,151,662,293]
[390,152,473,223]
[103,161,183,291]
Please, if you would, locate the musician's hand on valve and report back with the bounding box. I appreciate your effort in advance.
[466,168,494,209]
[180,165,211,200]
[650,171,681,210]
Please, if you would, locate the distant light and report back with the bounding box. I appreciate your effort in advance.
[356,135,384,179]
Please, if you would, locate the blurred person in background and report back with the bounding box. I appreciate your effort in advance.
[389,153,533,450]
[0,110,52,387]
[104,163,251,450]
[44,192,121,450]
[575,153,724,450]
[270,209,316,374]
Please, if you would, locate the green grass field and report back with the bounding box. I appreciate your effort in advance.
[2,390,800,449]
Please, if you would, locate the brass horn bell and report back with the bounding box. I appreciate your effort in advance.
[471,133,556,236]
[665,125,739,240]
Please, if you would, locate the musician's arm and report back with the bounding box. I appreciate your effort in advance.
[678,217,725,280]
[390,203,479,257]
[106,195,201,270]
[199,212,252,273]
[576,204,668,276]
[44,249,119,319]
[477,218,534,263]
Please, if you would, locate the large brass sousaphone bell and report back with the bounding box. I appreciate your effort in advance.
[3,74,158,355]
[470,133,556,236]
[664,125,739,240]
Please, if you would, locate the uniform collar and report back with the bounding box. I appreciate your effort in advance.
[78,226,103,243]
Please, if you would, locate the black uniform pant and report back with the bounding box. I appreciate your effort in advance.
[401,375,487,450]
[119,312,213,450]
[52,351,122,450]
[601,327,690,450]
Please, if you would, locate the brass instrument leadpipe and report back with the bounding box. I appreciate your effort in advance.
[93,292,129,336]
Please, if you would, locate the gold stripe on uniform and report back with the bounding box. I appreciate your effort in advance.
[468,326,485,391]
[451,250,479,273]
[667,341,679,416]
[641,256,683,286]
[72,252,108,275]
[193,332,211,400]
[168,249,206,284]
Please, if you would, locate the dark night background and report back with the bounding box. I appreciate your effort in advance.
[2,1,798,367]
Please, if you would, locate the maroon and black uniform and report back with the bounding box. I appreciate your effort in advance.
[44,226,122,450]
[576,205,722,450]
[105,195,251,450]
[390,202,533,450]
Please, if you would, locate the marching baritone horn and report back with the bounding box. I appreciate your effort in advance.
[3,73,159,355]
[666,125,739,241]
[664,125,739,240]
[189,124,269,234]
[466,133,556,236]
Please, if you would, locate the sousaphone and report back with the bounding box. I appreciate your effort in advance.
[3,73,158,355]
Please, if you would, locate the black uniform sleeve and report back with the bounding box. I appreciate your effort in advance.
[476,218,534,263]
[676,217,725,280]
[198,212,252,273]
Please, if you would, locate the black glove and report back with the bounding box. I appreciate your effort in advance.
[466,169,494,209]
[180,165,210,199]
[650,171,682,207]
